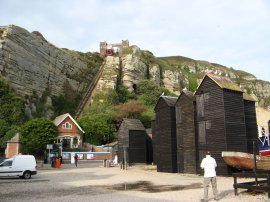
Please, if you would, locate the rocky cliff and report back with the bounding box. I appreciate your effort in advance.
[0,25,102,117]
[1,25,270,118]
[95,45,270,109]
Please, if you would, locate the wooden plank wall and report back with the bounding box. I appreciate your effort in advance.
[176,93,197,174]
[117,123,129,163]
[154,99,177,173]
[129,130,147,164]
[146,133,153,164]
[244,100,259,154]
[195,77,252,175]
[196,77,228,175]
[223,89,247,152]
[151,120,157,165]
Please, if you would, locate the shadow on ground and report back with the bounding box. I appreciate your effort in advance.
[106,181,202,193]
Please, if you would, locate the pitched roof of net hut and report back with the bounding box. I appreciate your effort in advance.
[243,92,258,102]
[154,96,178,110]
[177,90,194,102]
[121,118,146,131]
[197,73,242,93]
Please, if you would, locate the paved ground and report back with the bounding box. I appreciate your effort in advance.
[0,162,269,202]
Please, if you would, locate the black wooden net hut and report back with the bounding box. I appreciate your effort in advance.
[175,90,197,174]
[243,93,258,154]
[195,74,248,175]
[146,128,153,164]
[153,96,178,173]
[117,118,147,164]
[151,119,157,164]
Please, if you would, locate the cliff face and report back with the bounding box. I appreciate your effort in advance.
[122,53,148,91]
[95,46,160,93]
[92,45,270,109]
[0,25,101,117]
[1,25,270,117]
[0,25,91,96]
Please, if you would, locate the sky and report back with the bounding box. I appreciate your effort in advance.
[1,0,270,81]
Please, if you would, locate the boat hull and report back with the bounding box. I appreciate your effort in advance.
[222,151,270,170]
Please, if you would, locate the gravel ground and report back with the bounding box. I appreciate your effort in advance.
[0,163,269,202]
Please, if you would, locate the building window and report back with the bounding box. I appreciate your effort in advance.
[63,122,72,129]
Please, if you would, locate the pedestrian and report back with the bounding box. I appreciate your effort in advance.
[74,153,78,167]
[262,127,265,137]
[200,151,218,202]
[59,155,62,165]
[113,154,118,165]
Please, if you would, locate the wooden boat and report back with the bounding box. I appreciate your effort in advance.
[222,151,270,170]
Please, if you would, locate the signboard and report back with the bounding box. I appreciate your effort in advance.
[47,144,53,149]
[62,153,70,159]
[87,154,94,160]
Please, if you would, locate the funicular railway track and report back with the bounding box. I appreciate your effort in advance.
[75,62,105,119]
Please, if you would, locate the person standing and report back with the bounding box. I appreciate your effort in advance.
[74,153,78,167]
[200,151,218,202]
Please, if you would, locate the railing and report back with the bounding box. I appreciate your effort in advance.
[74,62,105,119]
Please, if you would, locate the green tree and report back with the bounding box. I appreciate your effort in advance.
[78,93,116,145]
[136,80,171,106]
[115,85,136,103]
[0,93,25,125]
[20,118,57,156]
[0,76,25,153]
[52,80,81,116]
[0,119,9,141]
[0,126,20,148]
[188,76,198,92]
[0,77,10,96]
[140,107,155,128]
[78,113,116,145]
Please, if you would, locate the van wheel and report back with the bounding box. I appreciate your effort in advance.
[23,171,31,179]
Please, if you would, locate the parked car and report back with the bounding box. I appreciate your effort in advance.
[0,155,37,179]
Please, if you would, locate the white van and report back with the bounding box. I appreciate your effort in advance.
[0,155,37,179]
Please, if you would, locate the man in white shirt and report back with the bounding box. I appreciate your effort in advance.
[200,151,218,202]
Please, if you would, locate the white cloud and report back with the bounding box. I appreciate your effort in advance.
[1,0,270,81]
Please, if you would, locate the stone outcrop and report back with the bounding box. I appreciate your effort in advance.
[0,25,91,97]
[162,70,180,95]
[122,53,148,92]
[0,25,102,117]
[149,64,161,85]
